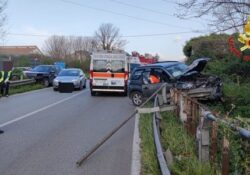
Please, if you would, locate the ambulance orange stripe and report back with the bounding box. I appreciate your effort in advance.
[93,72,125,78]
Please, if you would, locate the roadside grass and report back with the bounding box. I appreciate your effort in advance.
[139,112,161,175]
[160,111,215,175]
[9,83,44,95]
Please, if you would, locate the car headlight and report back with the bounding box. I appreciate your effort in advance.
[53,79,59,85]
[72,79,78,82]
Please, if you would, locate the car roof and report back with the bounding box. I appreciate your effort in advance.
[138,61,182,69]
[62,68,81,71]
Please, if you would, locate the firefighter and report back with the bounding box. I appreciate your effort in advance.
[0,70,12,97]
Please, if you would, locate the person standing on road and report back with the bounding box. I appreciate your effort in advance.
[0,71,4,134]
[0,70,12,97]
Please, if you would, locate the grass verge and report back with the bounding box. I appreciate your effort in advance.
[139,112,160,175]
[9,83,44,95]
[161,111,215,175]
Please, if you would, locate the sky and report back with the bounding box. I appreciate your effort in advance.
[2,0,210,61]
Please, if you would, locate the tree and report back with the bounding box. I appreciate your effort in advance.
[176,0,250,32]
[43,35,70,59]
[0,0,7,39]
[94,23,126,50]
[43,35,97,60]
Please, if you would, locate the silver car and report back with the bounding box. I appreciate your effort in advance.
[53,68,87,91]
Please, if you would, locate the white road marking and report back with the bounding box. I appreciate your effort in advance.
[0,90,88,128]
[130,113,141,175]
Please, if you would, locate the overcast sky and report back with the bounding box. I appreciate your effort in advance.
[3,0,210,61]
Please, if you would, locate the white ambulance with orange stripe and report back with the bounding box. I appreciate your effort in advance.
[89,51,128,96]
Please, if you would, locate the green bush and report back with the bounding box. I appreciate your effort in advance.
[161,112,214,175]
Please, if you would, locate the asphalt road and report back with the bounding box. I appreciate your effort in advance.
[0,86,135,175]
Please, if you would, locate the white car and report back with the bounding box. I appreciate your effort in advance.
[53,68,87,91]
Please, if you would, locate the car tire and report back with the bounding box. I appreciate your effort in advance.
[53,88,58,91]
[83,80,86,89]
[131,91,143,106]
[122,90,127,96]
[79,82,83,91]
[44,78,50,87]
[91,90,96,96]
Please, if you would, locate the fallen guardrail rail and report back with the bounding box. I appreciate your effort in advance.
[9,79,36,87]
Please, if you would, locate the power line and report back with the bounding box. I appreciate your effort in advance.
[109,0,174,17]
[60,0,193,30]
[161,0,176,4]
[6,31,204,38]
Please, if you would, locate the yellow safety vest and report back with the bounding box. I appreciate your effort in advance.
[0,71,4,83]
[4,71,12,82]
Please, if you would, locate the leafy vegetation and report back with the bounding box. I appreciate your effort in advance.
[9,83,44,95]
[184,33,250,119]
[161,112,214,175]
[139,112,160,175]
[183,33,250,174]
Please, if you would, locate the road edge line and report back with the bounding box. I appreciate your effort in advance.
[130,113,141,175]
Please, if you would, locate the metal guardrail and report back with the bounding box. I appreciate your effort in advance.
[9,79,36,87]
[153,93,171,175]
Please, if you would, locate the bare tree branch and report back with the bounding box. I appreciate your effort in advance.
[176,0,250,32]
[95,23,127,50]
[0,0,7,39]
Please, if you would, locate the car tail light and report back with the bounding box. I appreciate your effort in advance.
[89,70,93,79]
[89,70,93,85]
[124,71,128,85]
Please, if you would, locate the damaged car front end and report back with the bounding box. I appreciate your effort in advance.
[175,58,223,100]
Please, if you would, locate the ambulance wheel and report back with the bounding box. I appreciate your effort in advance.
[91,91,96,96]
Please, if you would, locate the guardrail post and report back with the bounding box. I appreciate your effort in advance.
[198,117,210,162]
[186,99,192,135]
[162,85,167,104]
[210,121,218,163]
[222,137,230,175]
[157,94,164,106]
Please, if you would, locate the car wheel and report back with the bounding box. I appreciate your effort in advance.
[131,91,143,106]
[91,90,96,96]
[44,78,50,87]
[79,82,83,91]
[83,80,86,89]
[53,88,58,91]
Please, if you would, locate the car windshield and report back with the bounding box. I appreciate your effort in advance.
[58,70,80,76]
[93,60,125,73]
[164,63,188,77]
[33,65,51,72]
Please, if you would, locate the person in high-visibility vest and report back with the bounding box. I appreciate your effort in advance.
[0,70,12,97]
[0,71,5,134]
[149,71,160,84]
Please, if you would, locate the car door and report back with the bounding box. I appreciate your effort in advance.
[142,68,172,97]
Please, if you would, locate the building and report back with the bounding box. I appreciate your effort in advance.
[0,45,42,56]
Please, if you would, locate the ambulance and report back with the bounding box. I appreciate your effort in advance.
[89,50,128,96]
